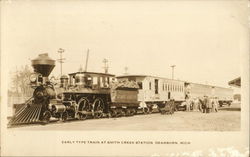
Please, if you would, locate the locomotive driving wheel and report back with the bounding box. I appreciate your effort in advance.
[93,98,104,119]
[77,97,90,120]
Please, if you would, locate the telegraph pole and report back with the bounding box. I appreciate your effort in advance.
[170,65,176,79]
[84,49,89,72]
[124,67,128,75]
[57,48,65,76]
[103,58,109,73]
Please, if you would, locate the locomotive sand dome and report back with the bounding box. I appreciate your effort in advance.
[9,53,58,126]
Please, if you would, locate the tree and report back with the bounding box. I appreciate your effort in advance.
[9,65,34,97]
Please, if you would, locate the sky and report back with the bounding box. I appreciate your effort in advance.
[1,0,248,90]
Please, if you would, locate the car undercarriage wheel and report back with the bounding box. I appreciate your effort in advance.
[160,109,166,115]
[110,109,117,117]
[125,109,131,116]
[93,98,104,119]
[143,107,149,114]
[148,107,153,114]
[116,109,123,117]
[129,108,136,116]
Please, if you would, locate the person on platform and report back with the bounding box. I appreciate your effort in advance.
[193,97,200,111]
[214,97,219,112]
[186,97,191,112]
[208,97,213,113]
[211,97,215,112]
[198,97,204,113]
[203,96,210,113]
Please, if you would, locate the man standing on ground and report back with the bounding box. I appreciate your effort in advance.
[186,97,191,112]
[203,96,209,113]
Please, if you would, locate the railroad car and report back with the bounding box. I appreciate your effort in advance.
[116,75,183,113]
[212,86,233,106]
[185,82,213,98]
[185,82,233,106]
[109,83,139,117]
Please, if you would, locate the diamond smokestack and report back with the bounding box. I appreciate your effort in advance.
[31,53,55,77]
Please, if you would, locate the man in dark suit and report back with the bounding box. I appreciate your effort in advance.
[203,96,210,113]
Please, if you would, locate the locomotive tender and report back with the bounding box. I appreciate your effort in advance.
[9,53,233,126]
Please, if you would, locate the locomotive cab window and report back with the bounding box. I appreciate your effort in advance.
[75,74,85,86]
[69,76,75,86]
[85,76,93,87]
[93,77,98,85]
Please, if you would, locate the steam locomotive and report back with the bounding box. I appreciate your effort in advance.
[9,53,144,126]
[9,53,65,125]
[9,53,233,126]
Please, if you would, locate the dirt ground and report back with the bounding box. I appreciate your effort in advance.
[10,103,241,131]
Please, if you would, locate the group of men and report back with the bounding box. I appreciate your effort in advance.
[185,96,219,113]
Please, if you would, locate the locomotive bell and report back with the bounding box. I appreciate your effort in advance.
[31,53,55,77]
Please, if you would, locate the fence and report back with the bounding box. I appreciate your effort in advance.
[7,97,30,117]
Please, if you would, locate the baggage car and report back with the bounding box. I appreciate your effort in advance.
[116,75,184,112]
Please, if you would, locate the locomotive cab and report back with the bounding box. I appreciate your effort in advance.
[69,72,114,89]
[74,73,93,88]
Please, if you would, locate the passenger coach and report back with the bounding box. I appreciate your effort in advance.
[185,82,233,106]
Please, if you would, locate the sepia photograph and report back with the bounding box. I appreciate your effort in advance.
[1,0,249,156]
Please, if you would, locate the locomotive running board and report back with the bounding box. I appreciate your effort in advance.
[8,105,42,126]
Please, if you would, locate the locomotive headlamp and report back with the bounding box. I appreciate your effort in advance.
[29,73,37,82]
